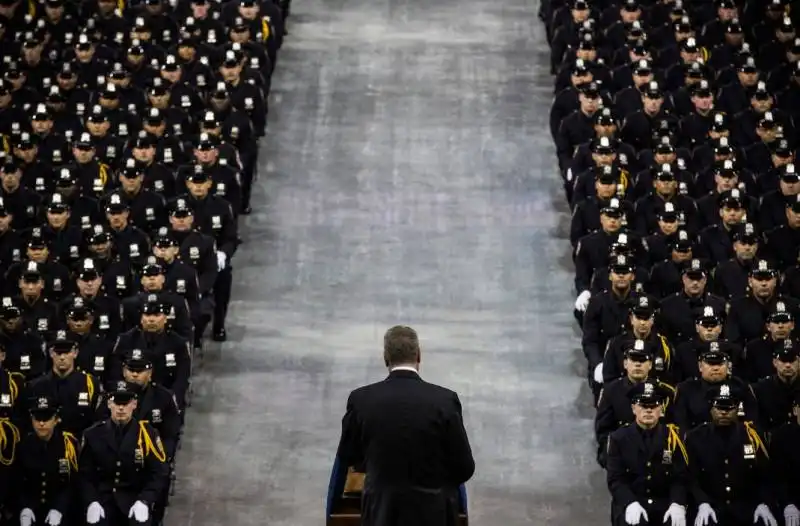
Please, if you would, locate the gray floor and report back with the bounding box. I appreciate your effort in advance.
[166,0,608,524]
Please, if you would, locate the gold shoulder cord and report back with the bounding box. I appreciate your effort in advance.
[137,421,166,462]
[666,424,689,464]
[85,374,95,401]
[0,418,19,466]
[619,170,628,193]
[63,432,79,472]
[659,336,671,367]
[8,371,19,404]
[261,18,270,42]
[27,0,35,17]
[98,164,109,187]
[744,421,768,459]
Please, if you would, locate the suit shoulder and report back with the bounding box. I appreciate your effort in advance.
[685,422,710,439]
[84,420,106,436]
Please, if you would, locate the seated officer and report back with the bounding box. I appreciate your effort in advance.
[61,296,114,385]
[22,330,99,436]
[685,383,776,526]
[602,299,678,385]
[96,349,180,461]
[79,382,169,526]
[0,297,47,381]
[596,343,676,468]
[770,391,800,526]
[122,258,193,340]
[647,230,695,299]
[712,222,761,301]
[674,307,742,381]
[742,302,796,382]
[673,345,758,431]
[752,339,800,432]
[111,299,191,409]
[658,259,727,345]
[14,396,79,526]
[605,380,688,526]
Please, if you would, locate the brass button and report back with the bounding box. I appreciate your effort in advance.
[725,487,731,492]
[648,499,653,505]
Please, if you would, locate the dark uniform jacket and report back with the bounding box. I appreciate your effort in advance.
[14,427,79,518]
[769,422,800,510]
[752,376,800,432]
[685,422,773,525]
[606,423,689,526]
[78,418,169,514]
[673,377,758,432]
[336,370,475,526]
[23,370,99,436]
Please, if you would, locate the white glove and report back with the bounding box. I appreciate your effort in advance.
[216,250,227,271]
[594,363,604,384]
[625,501,649,525]
[695,503,717,526]
[44,509,62,526]
[784,505,800,526]
[129,500,149,523]
[754,504,777,526]
[575,290,591,311]
[86,502,105,525]
[20,508,34,526]
[663,503,686,526]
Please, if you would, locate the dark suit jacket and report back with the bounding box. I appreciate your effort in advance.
[336,369,475,526]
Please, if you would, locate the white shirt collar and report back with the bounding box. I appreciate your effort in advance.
[390,365,419,374]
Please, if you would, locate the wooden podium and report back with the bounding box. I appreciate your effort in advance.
[326,458,469,525]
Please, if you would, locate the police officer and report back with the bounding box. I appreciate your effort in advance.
[4,230,72,300]
[179,166,238,340]
[111,299,191,409]
[102,163,167,238]
[596,343,676,468]
[61,295,114,385]
[770,391,800,526]
[104,193,151,267]
[82,225,137,301]
[658,259,727,345]
[742,303,796,382]
[685,383,777,526]
[14,261,59,336]
[713,223,761,301]
[14,395,79,526]
[22,330,99,436]
[673,346,758,431]
[122,259,193,339]
[63,257,123,342]
[605,379,688,526]
[0,297,47,381]
[674,307,742,381]
[752,339,800,432]
[79,382,169,526]
[0,339,23,422]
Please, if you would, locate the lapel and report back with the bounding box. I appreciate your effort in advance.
[100,421,120,455]
[136,385,155,420]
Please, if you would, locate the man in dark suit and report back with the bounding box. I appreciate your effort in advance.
[336,325,475,526]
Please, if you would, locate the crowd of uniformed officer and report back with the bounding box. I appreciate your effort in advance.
[543,0,800,525]
[0,0,286,521]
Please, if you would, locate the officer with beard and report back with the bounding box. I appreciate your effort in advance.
[685,383,776,526]
[713,223,762,300]
[726,260,800,345]
[596,343,676,468]
[673,346,758,431]
[14,395,80,526]
[752,339,800,432]
[22,330,98,436]
[606,379,688,526]
[79,382,169,526]
[743,302,796,382]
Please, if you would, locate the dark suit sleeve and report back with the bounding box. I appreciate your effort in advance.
[336,392,364,469]
[443,392,475,486]
[606,430,637,508]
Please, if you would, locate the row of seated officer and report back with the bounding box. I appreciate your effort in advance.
[0,0,290,520]
[541,0,800,526]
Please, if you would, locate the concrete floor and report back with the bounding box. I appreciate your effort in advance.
[165,0,609,524]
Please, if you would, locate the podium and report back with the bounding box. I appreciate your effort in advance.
[325,456,469,525]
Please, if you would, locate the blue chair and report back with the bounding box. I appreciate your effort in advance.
[326,455,469,525]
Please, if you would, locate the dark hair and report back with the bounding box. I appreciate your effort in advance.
[383,325,419,366]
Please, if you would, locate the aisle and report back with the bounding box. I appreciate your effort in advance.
[166,0,606,524]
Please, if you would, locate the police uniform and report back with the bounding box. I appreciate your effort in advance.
[606,380,688,526]
[22,331,99,436]
[752,341,800,432]
[769,391,800,526]
[13,262,60,336]
[685,383,776,526]
[14,396,80,526]
[78,383,169,526]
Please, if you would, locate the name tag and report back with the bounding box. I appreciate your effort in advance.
[77,392,89,406]
[744,444,755,459]
[20,355,30,371]
[152,409,162,423]
[58,458,70,474]
[94,356,105,371]
[165,353,176,367]
[99,315,110,330]
[662,449,672,465]
[0,394,10,407]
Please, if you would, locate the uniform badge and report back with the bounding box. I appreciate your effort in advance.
[165,353,176,367]
[93,178,103,191]
[176,279,186,294]
[81,216,91,227]
[20,355,30,370]
[35,178,45,191]
[129,243,140,258]
[134,448,144,465]
[744,444,755,459]
[26,206,34,216]
[78,392,89,406]
[37,318,48,331]
[70,246,79,258]
[145,208,155,220]
[58,458,70,474]
[244,97,254,110]
[152,409,162,423]
[99,315,109,330]
[164,149,173,163]
[216,183,226,196]
[94,356,105,371]
[0,394,10,407]
[737,401,745,417]
[662,449,672,464]
[116,276,126,289]
[155,180,164,192]
[11,249,20,262]
[189,247,199,260]
[212,216,221,229]
[654,356,664,371]
[53,278,62,292]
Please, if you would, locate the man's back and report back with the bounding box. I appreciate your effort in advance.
[337,369,474,490]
